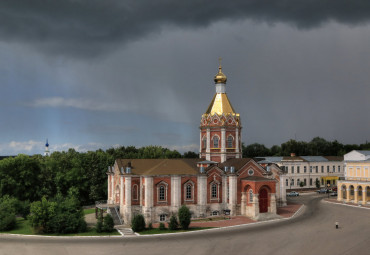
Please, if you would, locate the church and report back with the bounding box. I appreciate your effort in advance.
[106,63,281,224]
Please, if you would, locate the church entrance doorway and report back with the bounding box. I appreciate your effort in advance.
[259,188,268,213]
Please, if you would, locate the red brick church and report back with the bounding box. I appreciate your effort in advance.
[107,63,280,224]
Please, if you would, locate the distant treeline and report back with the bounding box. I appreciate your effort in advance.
[1,139,368,206]
[0,146,197,206]
[242,137,370,158]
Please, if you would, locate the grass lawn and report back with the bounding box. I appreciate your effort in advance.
[139,227,213,235]
[0,218,120,236]
[83,208,96,215]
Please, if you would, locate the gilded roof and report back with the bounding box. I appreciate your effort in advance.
[204,93,237,116]
[115,158,201,176]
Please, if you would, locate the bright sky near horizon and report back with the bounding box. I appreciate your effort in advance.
[1,1,370,155]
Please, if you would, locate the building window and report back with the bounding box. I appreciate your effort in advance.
[321,166,324,173]
[321,179,324,185]
[286,179,288,186]
[315,166,318,173]
[213,136,219,148]
[297,179,300,186]
[333,166,335,172]
[227,135,233,148]
[338,166,340,172]
[159,214,166,222]
[202,137,207,149]
[304,166,307,173]
[327,166,329,173]
[304,179,307,186]
[310,166,312,173]
[211,183,217,198]
[310,178,312,186]
[249,190,253,202]
[132,184,139,201]
[297,166,300,173]
[291,166,294,174]
[185,183,193,200]
[212,211,219,216]
[159,185,165,200]
[291,179,294,186]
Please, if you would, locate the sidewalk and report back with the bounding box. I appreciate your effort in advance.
[323,197,370,209]
[152,202,303,229]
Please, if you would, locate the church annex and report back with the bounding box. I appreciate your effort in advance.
[107,63,280,224]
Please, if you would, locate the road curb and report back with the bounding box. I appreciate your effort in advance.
[323,200,370,210]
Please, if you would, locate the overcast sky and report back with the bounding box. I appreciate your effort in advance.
[1,1,370,155]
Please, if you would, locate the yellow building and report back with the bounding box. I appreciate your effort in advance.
[338,150,370,204]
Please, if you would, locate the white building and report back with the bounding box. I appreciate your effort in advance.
[257,155,344,191]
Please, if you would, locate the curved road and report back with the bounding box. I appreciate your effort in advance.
[1,195,369,255]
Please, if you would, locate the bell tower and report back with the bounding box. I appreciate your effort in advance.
[199,60,242,162]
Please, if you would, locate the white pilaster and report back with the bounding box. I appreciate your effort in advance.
[171,176,181,211]
[197,175,207,217]
[111,174,114,204]
[235,128,240,155]
[222,175,227,205]
[143,176,153,223]
[107,174,111,203]
[228,175,237,216]
[120,175,124,208]
[206,128,211,161]
[124,176,132,224]
[221,128,226,162]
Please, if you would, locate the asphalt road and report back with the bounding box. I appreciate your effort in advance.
[1,194,369,255]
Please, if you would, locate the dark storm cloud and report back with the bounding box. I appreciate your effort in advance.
[1,0,370,57]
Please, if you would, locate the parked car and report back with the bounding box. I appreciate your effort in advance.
[317,188,329,194]
[287,191,299,197]
[331,192,338,197]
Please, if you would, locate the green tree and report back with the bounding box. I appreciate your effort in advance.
[29,197,57,233]
[103,214,115,232]
[315,179,321,189]
[0,195,17,231]
[242,143,271,158]
[168,215,179,230]
[178,205,191,230]
[131,214,146,232]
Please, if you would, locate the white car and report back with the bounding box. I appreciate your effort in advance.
[287,191,299,197]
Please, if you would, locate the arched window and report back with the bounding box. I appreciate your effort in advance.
[159,185,166,201]
[227,135,233,148]
[202,137,207,149]
[186,184,192,200]
[211,183,217,198]
[132,184,139,200]
[249,189,253,202]
[213,136,219,148]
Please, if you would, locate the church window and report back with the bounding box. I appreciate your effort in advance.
[211,183,218,199]
[249,189,253,202]
[227,135,233,148]
[184,183,194,201]
[213,136,219,148]
[132,184,139,201]
[159,185,166,201]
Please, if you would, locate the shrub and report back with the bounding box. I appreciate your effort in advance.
[148,222,153,230]
[96,216,103,233]
[0,196,17,231]
[131,214,146,232]
[159,222,166,230]
[168,215,178,230]
[103,214,115,232]
[178,205,191,230]
[28,197,57,233]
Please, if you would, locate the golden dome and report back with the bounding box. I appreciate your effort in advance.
[214,65,227,84]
